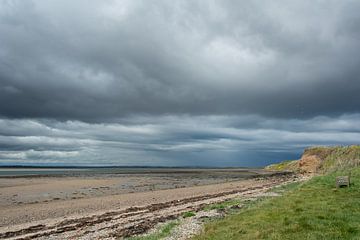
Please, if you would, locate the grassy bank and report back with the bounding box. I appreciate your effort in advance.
[266,145,360,173]
[307,145,360,172]
[193,167,360,240]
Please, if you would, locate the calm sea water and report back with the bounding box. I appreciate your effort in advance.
[0,167,255,177]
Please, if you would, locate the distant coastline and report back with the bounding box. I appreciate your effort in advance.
[0,166,263,178]
[0,165,252,169]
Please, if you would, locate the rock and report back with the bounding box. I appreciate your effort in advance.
[230,204,243,209]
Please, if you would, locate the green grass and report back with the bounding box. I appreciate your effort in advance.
[203,199,242,211]
[193,167,360,240]
[182,211,196,218]
[128,221,179,240]
[271,181,301,194]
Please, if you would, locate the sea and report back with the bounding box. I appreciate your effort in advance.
[0,167,259,177]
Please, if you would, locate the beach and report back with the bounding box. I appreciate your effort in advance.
[0,168,264,211]
[0,168,298,239]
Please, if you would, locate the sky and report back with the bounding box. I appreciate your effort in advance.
[0,0,360,167]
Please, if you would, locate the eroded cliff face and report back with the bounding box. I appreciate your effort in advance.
[298,154,323,174]
[297,147,332,173]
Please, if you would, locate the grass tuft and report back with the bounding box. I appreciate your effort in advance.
[204,199,242,211]
[182,211,196,218]
[128,221,178,240]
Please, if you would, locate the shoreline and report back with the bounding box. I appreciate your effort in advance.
[0,167,265,178]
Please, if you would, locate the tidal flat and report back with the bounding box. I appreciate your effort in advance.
[0,168,264,208]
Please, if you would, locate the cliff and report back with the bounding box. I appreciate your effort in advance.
[266,145,360,174]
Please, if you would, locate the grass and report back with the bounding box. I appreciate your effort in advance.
[265,160,298,171]
[301,145,360,173]
[271,181,301,194]
[182,211,196,218]
[204,199,242,211]
[193,167,360,240]
[128,221,179,240]
[315,146,360,173]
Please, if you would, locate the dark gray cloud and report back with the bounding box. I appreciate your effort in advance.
[1,0,360,120]
[0,1,360,166]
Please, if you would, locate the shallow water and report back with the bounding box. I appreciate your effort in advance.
[0,167,259,177]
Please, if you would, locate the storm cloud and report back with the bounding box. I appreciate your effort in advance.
[0,1,360,166]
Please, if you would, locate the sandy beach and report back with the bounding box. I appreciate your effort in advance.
[0,168,264,209]
[0,169,298,239]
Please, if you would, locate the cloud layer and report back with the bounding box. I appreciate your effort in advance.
[1,114,359,166]
[0,1,360,165]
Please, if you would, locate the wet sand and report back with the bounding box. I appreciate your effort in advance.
[0,168,263,208]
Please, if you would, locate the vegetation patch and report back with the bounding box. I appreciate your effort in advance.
[315,145,360,173]
[203,199,242,211]
[270,181,301,194]
[193,167,360,240]
[265,160,298,172]
[182,211,196,218]
[128,221,179,240]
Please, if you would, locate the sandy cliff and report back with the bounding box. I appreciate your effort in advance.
[266,145,360,174]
